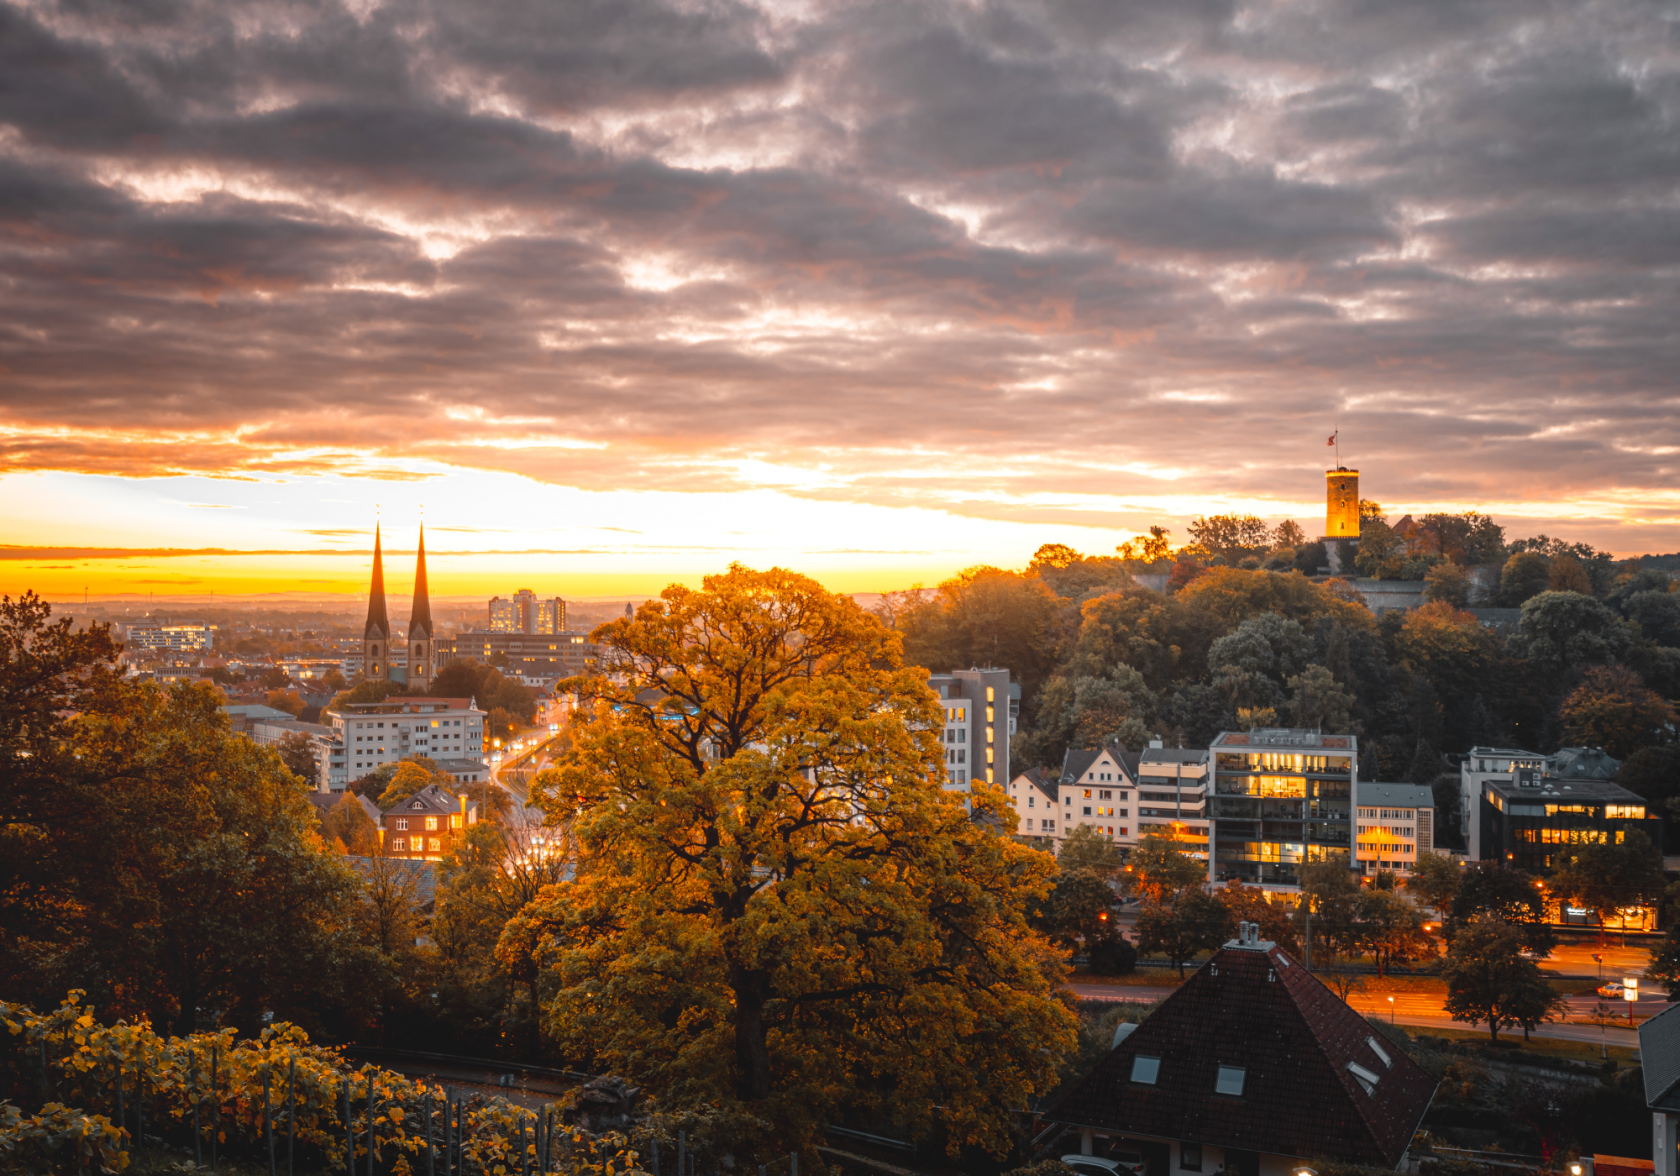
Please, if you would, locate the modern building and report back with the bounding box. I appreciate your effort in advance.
[488,589,566,634]
[1208,728,1358,888]
[927,668,1012,789]
[1043,924,1436,1174]
[125,620,214,651]
[316,695,489,792]
[1353,782,1435,876]
[1137,745,1211,859]
[382,782,480,862]
[1459,746,1550,860]
[1475,761,1659,876]
[436,631,600,685]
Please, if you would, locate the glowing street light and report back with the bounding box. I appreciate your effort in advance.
[1388,995,1395,1024]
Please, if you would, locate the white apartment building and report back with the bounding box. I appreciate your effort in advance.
[1136,745,1211,860]
[1458,746,1548,860]
[1006,743,1138,846]
[125,620,214,651]
[316,694,490,792]
[1353,781,1435,876]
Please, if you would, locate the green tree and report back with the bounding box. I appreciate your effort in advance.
[432,659,538,724]
[1286,664,1357,732]
[1358,888,1430,976]
[1057,823,1127,881]
[1354,520,1408,579]
[1442,918,1565,1042]
[1550,830,1665,944]
[1515,591,1635,673]
[1449,863,1557,954]
[1423,562,1472,607]
[1500,553,1552,606]
[1645,882,1680,995]
[1033,868,1121,954]
[1625,590,1680,648]
[1406,851,1462,917]
[377,755,455,810]
[1135,887,1230,977]
[1297,860,1364,974]
[1213,880,1300,954]
[507,565,1076,1154]
[1559,665,1676,758]
[1187,515,1273,563]
[328,678,405,710]
[1121,832,1208,904]
[275,729,318,781]
[1177,568,1375,632]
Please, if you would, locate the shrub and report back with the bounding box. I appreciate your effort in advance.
[0,1100,127,1174]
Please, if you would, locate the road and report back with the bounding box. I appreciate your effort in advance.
[1064,978,1660,1049]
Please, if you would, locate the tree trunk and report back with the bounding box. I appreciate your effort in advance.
[732,967,773,1102]
[173,978,198,1038]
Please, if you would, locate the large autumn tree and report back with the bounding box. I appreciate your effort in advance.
[508,565,1075,1155]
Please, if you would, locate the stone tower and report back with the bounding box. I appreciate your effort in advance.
[364,524,391,681]
[1325,469,1360,539]
[408,525,433,689]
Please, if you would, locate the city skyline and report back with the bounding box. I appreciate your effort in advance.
[3,0,1678,596]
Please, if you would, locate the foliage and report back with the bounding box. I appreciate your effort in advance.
[1055,824,1126,881]
[1186,514,1274,562]
[1115,526,1173,566]
[265,689,305,718]
[0,1098,127,1175]
[326,679,405,710]
[1286,664,1357,732]
[1213,880,1299,955]
[275,730,318,781]
[1175,568,1373,632]
[1026,545,1137,601]
[1448,864,1557,955]
[376,756,456,810]
[0,995,562,1175]
[1422,562,1471,607]
[430,660,538,726]
[1549,554,1593,594]
[1296,861,1365,970]
[1440,919,1565,1042]
[1513,592,1634,673]
[1499,553,1552,607]
[1086,937,1138,976]
[1135,888,1229,977]
[1406,853,1461,916]
[321,793,382,856]
[1357,888,1431,976]
[1559,666,1675,759]
[514,565,1076,1156]
[1120,833,1208,904]
[1033,870,1120,953]
[1549,830,1665,939]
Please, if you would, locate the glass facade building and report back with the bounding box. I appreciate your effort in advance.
[1208,728,1357,886]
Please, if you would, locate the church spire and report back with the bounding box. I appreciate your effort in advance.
[364,523,390,641]
[410,524,433,640]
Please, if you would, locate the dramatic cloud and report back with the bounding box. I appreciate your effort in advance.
[1,0,1677,559]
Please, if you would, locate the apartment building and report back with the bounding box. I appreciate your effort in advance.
[1208,727,1358,888]
[488,589,566,634]
[1459,746,1549,860]
[927,668,1012,789]
[436,632,599,685]
[1353,781,1435,876]
[1136,745,1211,860]
[317,695,489,791]
[1058,744,1139,844]
[125,620,214,651]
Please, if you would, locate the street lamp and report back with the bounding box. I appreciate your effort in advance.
[1388,995,1395,1025]
[1626,977,1640,1023]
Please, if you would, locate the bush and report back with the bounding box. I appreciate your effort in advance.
[0,1100,126,1174]
[1087,938,1137,976]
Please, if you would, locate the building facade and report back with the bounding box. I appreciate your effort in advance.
[1208,728,1358,888]
[1058,744,1139,843]
[1325,469,1360,538]
[1476,764,1659,876]
[1459,746,1550,860]
[1137,746,1211,860]
[1353,781,1435,876]
[316,695,489,791]
[382,782,479,862]
[125,620,214,651]
[927,668,1012,789]
[436,631,600,685]
[488,589,566,634]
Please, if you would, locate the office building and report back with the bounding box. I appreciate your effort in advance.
[1475,755,1660,876]
[436,631,599,685]
[1458,746,1549,860]
[316,695,489,792]
[125,620,214,651]
[488,589,566,634]
[1353,781,1435,876]
[927,668,1011,789]
[1136,745,1211,859]
[1208,728,1358,888]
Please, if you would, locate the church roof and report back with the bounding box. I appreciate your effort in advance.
[1043,931,1436,1168]
[409,524,433,639]
[365,524,390,641]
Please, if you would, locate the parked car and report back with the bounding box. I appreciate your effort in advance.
[1063,1151,1146,1176]
[1598,981,1628,999]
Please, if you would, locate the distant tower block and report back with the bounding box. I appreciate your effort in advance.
[1325,469,1360,538]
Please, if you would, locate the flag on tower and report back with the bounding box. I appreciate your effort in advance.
[1327,431,1337,446]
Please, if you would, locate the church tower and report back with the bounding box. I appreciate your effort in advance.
[363,524,391,681]
[408,525,434,689]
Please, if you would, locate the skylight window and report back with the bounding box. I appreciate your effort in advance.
[1366,1036,1393,1069]
[1215,1066,1245,1096]
[1347,1061,1381,1095]
[1130,1056,1160,1085]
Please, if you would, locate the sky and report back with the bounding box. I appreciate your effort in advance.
[2,0,1678,601]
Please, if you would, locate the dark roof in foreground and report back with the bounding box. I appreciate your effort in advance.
[1044,933,1436,1168]
[1641,1003,1680,1112]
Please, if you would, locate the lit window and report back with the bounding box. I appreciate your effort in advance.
[450,814,462,829]
[1130,1056,1160,1085]
[425,817,439,831]
[1216,1066,1246,1096]
[391,838,405,852]
[428,838,441,852]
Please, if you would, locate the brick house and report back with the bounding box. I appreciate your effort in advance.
[383,782,479,862]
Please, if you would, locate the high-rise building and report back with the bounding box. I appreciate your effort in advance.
[1207,727,1358,886]
[1325,468,1360,538]
[487,589,565,634]
[927,668,1013,790]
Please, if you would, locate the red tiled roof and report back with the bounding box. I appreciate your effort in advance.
[1044,942,1436,1168]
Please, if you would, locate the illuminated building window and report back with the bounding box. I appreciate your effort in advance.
[425,817,439,831]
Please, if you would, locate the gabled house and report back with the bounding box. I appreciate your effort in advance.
[1009,766,1062,838]
[382,783,479,861]
[1059,743,1141,846]
[1043,924,1436,1175]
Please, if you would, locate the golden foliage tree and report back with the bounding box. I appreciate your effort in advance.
[507,565,1075,1155]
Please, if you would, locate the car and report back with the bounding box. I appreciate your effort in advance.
[1598,981,1627,998]
[1063,1152,1146,1176]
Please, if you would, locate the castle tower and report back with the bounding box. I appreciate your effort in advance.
[408,525,433,688]
[364,524,391,681]
[1325,469,1360,539]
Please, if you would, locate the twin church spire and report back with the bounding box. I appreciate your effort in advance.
[362,523,433,686]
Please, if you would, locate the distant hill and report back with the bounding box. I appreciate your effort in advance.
[1634,553,1680,572]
